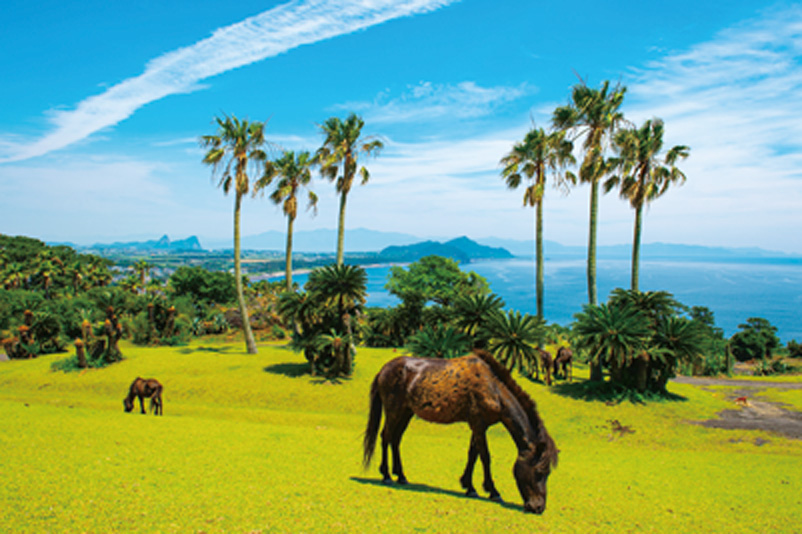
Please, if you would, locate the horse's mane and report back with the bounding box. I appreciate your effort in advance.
[471,349,559,468]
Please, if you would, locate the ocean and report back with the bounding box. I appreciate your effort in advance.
[285,257,802,343]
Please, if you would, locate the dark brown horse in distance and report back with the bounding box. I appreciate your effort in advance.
[123,377,163,415]
[363,349,558,514]
[553,347,573,381]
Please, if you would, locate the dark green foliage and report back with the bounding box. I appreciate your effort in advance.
[405,325,471,359]
[571,289,707,394]
[687,306,729,375]
[385,255,489,307]
[787,339,802,358]
[730,317,781,362]
[170,266,237,305]
[362,307,406,348]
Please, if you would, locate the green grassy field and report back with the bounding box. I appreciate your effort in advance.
[1,341,800,533]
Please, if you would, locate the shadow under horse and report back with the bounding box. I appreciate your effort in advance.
[363,349,559,514]
[123,377,163,416]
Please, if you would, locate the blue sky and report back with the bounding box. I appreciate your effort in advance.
[2,0,802,253]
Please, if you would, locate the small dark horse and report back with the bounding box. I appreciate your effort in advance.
[552,347,573,382]
[123,377,163,415]
[538,349,553,386]
[363,349,558,514]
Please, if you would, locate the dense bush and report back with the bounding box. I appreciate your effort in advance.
[730,317,780,362]
[787,339,802,358]
[170,266,237,305]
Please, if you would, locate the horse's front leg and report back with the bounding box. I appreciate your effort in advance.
[475,429,501,501]
[460,437,479,497]
[138,395,146,414]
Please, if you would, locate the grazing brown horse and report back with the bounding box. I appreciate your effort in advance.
[552,347,573,382]
[537,349,553,386]
[123,377,163,415]
[363,349,558,514]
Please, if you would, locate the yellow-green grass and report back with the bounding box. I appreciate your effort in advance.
[1,342,800,533]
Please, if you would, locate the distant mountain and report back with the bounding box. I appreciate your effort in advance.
[205,227,424,252]
[379,236,513,263]
[86,235,203,253]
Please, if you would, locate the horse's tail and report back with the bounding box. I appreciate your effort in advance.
[362,375,383,469]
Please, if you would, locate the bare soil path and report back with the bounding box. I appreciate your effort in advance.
[672,376,802,439]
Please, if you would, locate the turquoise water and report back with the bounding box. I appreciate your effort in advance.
[287,257,802,342]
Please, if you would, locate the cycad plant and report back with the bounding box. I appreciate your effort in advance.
[406,324,471,359]
[452,293,505,337]
[572,302,651,387]
[481,310,545,379]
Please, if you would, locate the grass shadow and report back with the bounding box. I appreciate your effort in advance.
[350,477,522,512]
[551,380,687,404]
[262,362,351,385]
[177,345,235,355]
[263,362,310,378]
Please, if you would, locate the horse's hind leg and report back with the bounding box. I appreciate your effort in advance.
[389,409,413,484]
[475,429,501,501]
[459,437,479,497]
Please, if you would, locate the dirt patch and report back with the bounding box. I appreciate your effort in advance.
[673,377,802,440]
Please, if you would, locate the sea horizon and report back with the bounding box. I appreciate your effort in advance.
[275,255,802,344]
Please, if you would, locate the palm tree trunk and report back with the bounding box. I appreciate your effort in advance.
[588,179,603,381]
[234,192,258,354]
[336,192,347,266]
[631,204,643,292]
[285,215,294,292]
[535,198,544,320]
[587,180,599,306]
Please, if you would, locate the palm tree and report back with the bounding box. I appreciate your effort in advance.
[605,119,689,291]
[481,310,545,379]
[255,150,318,291]
[501,127,574,319]
[201,114,269,354]
[552,80,627,307]
[316,114,383,265]
[132,259,151,295]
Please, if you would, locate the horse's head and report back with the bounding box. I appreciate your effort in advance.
[513,441,557,514]
[123,397,134,412]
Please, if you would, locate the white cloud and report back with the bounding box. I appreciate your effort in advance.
[619,5,802,253]
[0,0,458,163]
[339,81,532,123]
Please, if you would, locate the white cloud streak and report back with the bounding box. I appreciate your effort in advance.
[0,0,458,163]
[338,81,532,123]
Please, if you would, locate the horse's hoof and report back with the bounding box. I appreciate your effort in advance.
[465,489,479,498]
[381,477,393,485]
[396,476,408,485]
[489,494,503,503]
